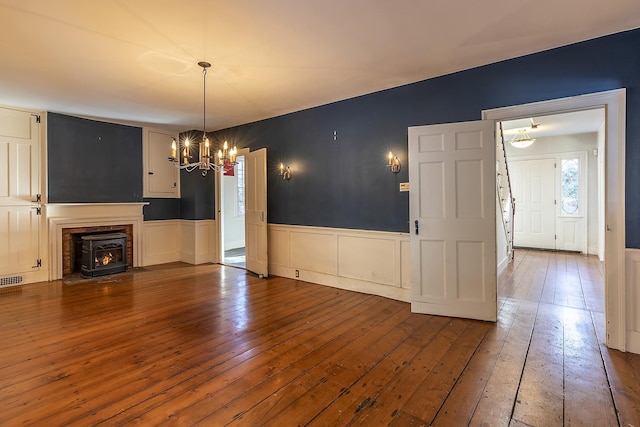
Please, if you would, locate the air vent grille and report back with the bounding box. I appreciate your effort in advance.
[0,276,23,287]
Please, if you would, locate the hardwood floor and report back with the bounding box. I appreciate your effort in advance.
[1,250,639,426]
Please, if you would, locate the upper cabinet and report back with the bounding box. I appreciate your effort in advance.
[143,128,179,198]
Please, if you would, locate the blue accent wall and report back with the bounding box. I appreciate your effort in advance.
[213,29,640,246]
[48,113,143,203]
[143,198,181,220]
[45,29,640,245]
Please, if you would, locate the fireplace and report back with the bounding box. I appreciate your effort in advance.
[81,233,128,278]
[62,225,134,276]
[46,203,146,280]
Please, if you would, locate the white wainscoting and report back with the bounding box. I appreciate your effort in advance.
[269,224,411,302]
[625,249,640,353]
[179,220,218,265]
[142,219,218,266]
[142,220,181,266]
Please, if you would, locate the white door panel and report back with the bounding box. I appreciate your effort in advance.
[245,148,268,277]
[0,110,39,205]
[0,206,40,275]
[409,120,497,322]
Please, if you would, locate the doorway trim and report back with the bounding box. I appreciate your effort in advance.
[482,88,626,351]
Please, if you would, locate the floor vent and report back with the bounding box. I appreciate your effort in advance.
[0,276,23,287]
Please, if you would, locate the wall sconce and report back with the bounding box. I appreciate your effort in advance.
[387,152,401,174]
[279,163,292,180]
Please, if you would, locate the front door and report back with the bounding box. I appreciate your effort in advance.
[245,148,268,277]
[408,120,497,321]
[510,158,556,249]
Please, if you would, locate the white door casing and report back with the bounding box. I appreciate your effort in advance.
[409,120,497,322]
[0,107,42,277]
[510,158,556,249]
[245,148,268,277]
[483,89,626,352]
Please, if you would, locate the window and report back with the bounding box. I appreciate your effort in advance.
[561,158,579,215]
[236,157,245,216]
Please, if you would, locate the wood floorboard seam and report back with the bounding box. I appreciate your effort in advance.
[509,262,545,425]
[591,309,623,427]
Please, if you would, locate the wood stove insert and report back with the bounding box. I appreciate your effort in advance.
[81,233,128,278]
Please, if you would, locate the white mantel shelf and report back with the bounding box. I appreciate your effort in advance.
[46,202,148,217]
[47,202,147,280]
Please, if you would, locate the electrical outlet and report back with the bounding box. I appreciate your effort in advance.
[295,269,299,278]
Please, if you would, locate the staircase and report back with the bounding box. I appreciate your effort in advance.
[496,122,515,264]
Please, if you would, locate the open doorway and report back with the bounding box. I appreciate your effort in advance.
[484,89,626,351]
[220,155,246,268]
[502,108,605,258]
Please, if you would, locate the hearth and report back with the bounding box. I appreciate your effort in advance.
[81,233,128,278]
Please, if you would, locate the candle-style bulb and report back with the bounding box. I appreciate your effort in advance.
[171,139,177,158]
[388,151,393,165]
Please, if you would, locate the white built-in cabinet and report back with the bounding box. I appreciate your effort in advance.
[0,106,46,285]
[143,128,179,198]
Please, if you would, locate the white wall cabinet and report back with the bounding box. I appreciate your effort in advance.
[143,128,179,198]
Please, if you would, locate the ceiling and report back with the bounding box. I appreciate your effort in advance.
[502,109,605,139]
[0,1,638,132]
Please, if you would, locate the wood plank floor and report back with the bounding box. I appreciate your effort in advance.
[1,249,639,426]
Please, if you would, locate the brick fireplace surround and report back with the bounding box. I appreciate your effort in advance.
[47,203,146,280]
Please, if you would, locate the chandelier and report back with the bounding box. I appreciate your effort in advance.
[168,61,237,176]
[508,129,536,148]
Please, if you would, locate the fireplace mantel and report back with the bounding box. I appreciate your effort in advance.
[47,203,148,280]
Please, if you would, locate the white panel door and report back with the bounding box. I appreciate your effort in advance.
[0,107,41,276]
[510,159,556,249]
[409,120,497,322]
[245,148,268,277]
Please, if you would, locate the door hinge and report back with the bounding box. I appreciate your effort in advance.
[35,194,41,203]
[31,114,41,123]
[33,259,42,268]
[555,234,557,240]
[554,199,557,205]
[36,207,41,215]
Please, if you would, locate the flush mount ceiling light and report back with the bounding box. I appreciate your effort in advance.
[168,61,237,176]
[508,128,536,148]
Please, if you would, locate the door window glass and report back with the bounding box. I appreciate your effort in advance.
[561,158,579,215]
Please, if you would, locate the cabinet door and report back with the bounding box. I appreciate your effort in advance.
[143,129,179,198]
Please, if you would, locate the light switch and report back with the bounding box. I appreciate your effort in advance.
[400,182,409,192]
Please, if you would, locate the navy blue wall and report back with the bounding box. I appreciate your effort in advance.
[48,113,143,203]
[47,114,208,221]
[143,198,181,220]
[213,29,640,246]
